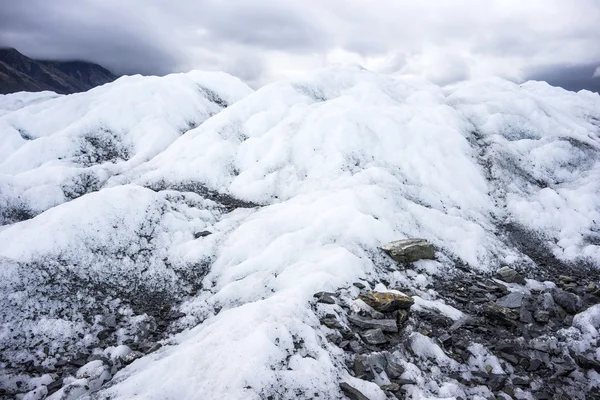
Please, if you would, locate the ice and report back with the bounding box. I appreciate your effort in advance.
[0,67,599,399]
[0,71,252,224]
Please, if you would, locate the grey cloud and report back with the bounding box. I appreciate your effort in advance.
[1,0,600,90]
[524,63,600,93]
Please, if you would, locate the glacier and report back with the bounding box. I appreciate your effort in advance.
[0,67,599,400]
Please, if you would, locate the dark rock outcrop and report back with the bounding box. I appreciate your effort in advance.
[0,47,117,94]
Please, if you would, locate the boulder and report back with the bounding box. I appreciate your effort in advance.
[381,239,435,263]
[551,289,582,314]
[360,328,388,345]
[495,266,526,285]
[347,314,398,333]
[496,292,524,309]
[339,382,370,400]
[358,291,414,313]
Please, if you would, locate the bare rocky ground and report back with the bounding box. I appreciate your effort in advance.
[313,242,600,400]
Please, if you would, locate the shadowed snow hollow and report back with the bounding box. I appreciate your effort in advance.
[1,67,599,400]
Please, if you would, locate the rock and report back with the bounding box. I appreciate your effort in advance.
[194,230,212,238]
[559,275,576,283]
[97,329,111,340]
[551,289,582,314]
[340,382,370,400]
[120,350,143,365]
[520,307,534,323]
[46,378,64,395]
[349,341,363,353]
[487,374,508,391]
[327,334,342,345]
[353,355,374,380]
[358,291,414,313]
[527,358,543,372]
[495,292,524,309]
[143,342,162,354]
[380,383,400,392]
[320,316,343,329]
[394,378,416,385]
[360,328,388,345]
[495,267,526,285]
[437,333,452,345]
[499,352,518,365]
[385,359,405,379]
[353,282,366,289]
[512,376,530,386]
[574,354,600,373]
[102,315,117,328]
[314,292,336,304]
[381,238,435,263]
[347,314,398,333]
[482,302,519,324]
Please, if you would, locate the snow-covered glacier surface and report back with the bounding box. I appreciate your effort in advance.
[1,68,599,400]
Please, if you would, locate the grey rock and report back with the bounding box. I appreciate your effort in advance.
[314,292,336,304]
[353,282,366,289]
[482,302,519,324]
[349,340,363,354]
[102,315,117,328]
[143,342,162,354]
[527,358,543,371]
[97,329,111,340]
[194,230,212,238]
[551,289,582,314]
[380,383,400,392]
[394,378,416,385]
[437,333,452,345]
[320,316,343,329]
[574,354,600,373]
[520,307,534,323]
[120,351,143,365]
[487,374,507,391]
[495,266,526,285]
[340,382,370,400]
[496,292,524,308]
[347,314,398,333]
[381,238,435,263]
[353,355,374,380]
[360,328,388,345]
[512,376,530,386]
[358,291,414,313]
[327,334,342,345]
[385,359,405,379]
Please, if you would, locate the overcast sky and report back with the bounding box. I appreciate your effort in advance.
[1,0,600,90]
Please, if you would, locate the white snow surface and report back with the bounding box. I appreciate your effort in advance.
[1,67,600,399]
[0,71,252,224]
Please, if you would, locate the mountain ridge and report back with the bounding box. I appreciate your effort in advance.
[0,47,117,94]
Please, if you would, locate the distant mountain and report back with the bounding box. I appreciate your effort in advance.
[0,47,117,94]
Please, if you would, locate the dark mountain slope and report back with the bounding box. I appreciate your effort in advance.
[0,47,117,94]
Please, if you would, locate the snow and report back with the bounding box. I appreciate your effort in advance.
[0,67,599,399]
[0,71,252,224]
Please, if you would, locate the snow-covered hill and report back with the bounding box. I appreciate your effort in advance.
[1,68,599,400]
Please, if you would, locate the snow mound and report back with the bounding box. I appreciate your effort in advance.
[1,67,599,399]
[0,71,252,224]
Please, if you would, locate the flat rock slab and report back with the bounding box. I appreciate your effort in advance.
[347,314,398,333]
[496,266,526,285]
[340,382,370,400]
[496,292,525,308]
[381,238,435,263]
[358,291,414,313]
[360,328,388,345]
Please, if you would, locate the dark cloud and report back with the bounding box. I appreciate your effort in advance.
[0,0,599,89]
[524,63,600,93]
